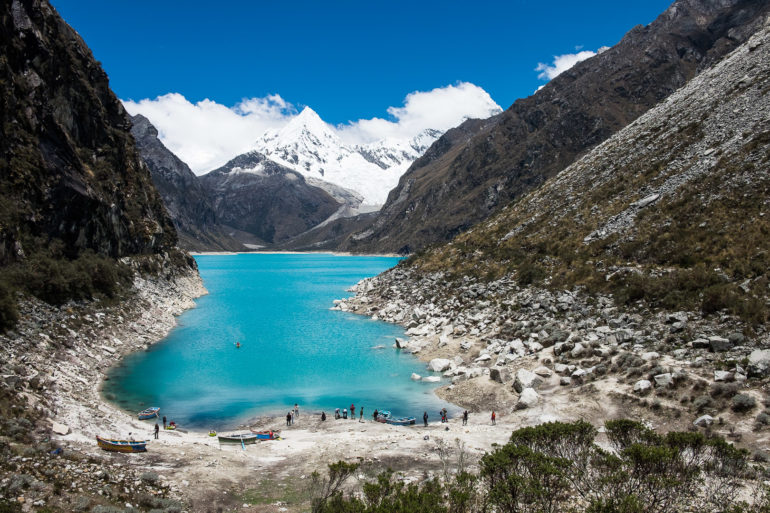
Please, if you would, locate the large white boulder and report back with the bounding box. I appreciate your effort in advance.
[633,379,652,394]
[749,349,770,377]
[422,376,441,383]
[427,358,452,372]
[410,373,421,381]
[513,369,543,393]
[516,388,539,410]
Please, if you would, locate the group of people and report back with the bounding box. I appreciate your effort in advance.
[284,403,499,428]
[153,415,175,439]
[286,403,300,426]
[330,403,368,421]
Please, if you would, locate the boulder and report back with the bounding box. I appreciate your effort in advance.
[515,388,539,410]
[708,336,732,353]
[559,377,571,386]
[490,367,511,384]
[748,350,770,377]
[474,353,493,363]
[692,338,710,349]
[533,366,552,378]
[570,343,585,358]
[554,363,570,375]
[410,373,421,381]
[641,352,660,362]
[422,376,441,383]
[51,422,69,436]
[513,369,543,393]
[714,370,733,382]
[653,373,673,388]
[633,380,652,394]
[427,358,452,372]
[693,415,714,427]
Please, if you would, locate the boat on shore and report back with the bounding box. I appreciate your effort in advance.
[96,436,148,453]
[386,416,416,426]
[138,407,159,420]
[250,429,280,440]
[218,433,258,444]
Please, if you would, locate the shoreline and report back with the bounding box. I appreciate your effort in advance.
[190,250,406,258]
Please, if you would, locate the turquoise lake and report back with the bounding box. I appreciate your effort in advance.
[104,253,457,428]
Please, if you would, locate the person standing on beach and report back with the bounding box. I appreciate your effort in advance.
[462,410,468,426]
[343,408,347,419]
[360,406,364,421]
[423,411,429,427]
[321,412,326,421]
[162,416,167,429]
[154,423,159,439]
[491,411,496,425]
[286,411,292,426]
[294,403,299,419]
[373,409,378,422]
[350,404,355,418]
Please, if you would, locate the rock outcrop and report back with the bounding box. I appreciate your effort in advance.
[199,152,341,245]
[0,0,178,263]
[130,114,244,252]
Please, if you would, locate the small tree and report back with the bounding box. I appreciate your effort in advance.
[310,460,359,513]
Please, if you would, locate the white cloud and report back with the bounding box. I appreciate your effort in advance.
[535,50,598,81]
[336,82,502,145]
[123,82,502,174]
[123,93,296,173]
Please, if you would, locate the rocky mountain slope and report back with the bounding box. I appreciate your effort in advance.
[252,107,453,206]
[199,152,342,245]
[412,12,770,323]
[130,114,245,252]
[336,16,770,464]
[342,0,770,254]
[0,0,179,263]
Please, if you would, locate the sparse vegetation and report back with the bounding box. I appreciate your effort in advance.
[311,421,764,513]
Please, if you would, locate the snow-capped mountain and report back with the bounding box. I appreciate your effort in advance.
[253,107,442,207]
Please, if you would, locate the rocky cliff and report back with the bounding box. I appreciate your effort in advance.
[343,0,770,254]
[0,0,178,263]
[199,152,341,245]
[130,114,244,252]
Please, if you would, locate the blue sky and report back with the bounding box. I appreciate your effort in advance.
[51,0,672,125]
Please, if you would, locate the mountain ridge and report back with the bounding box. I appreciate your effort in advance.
[340,0,770,255]
[130,114,245,252]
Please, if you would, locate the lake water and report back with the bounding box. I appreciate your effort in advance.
[103,253,457,428]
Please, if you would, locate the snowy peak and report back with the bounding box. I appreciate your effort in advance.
[274,106,341,146]
[356,128,442,170]
[251,108,445,206]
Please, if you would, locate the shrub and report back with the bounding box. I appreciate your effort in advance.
[732,394,757,413]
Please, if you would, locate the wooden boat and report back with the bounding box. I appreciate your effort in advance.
[386,416,416,426]
[250,429,280,440]
[375,410,391,423]
[96,436,148,453]
[218,433,258,444]
[138,407,159,420]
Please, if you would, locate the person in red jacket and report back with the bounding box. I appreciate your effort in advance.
[491,411,496,425]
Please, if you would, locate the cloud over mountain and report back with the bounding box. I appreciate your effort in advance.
[123,82,501,175]
[535,48,608,81]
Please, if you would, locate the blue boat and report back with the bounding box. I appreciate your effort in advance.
[386,416,416,426]
[96,436,148,453]
[138,407,160,420]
